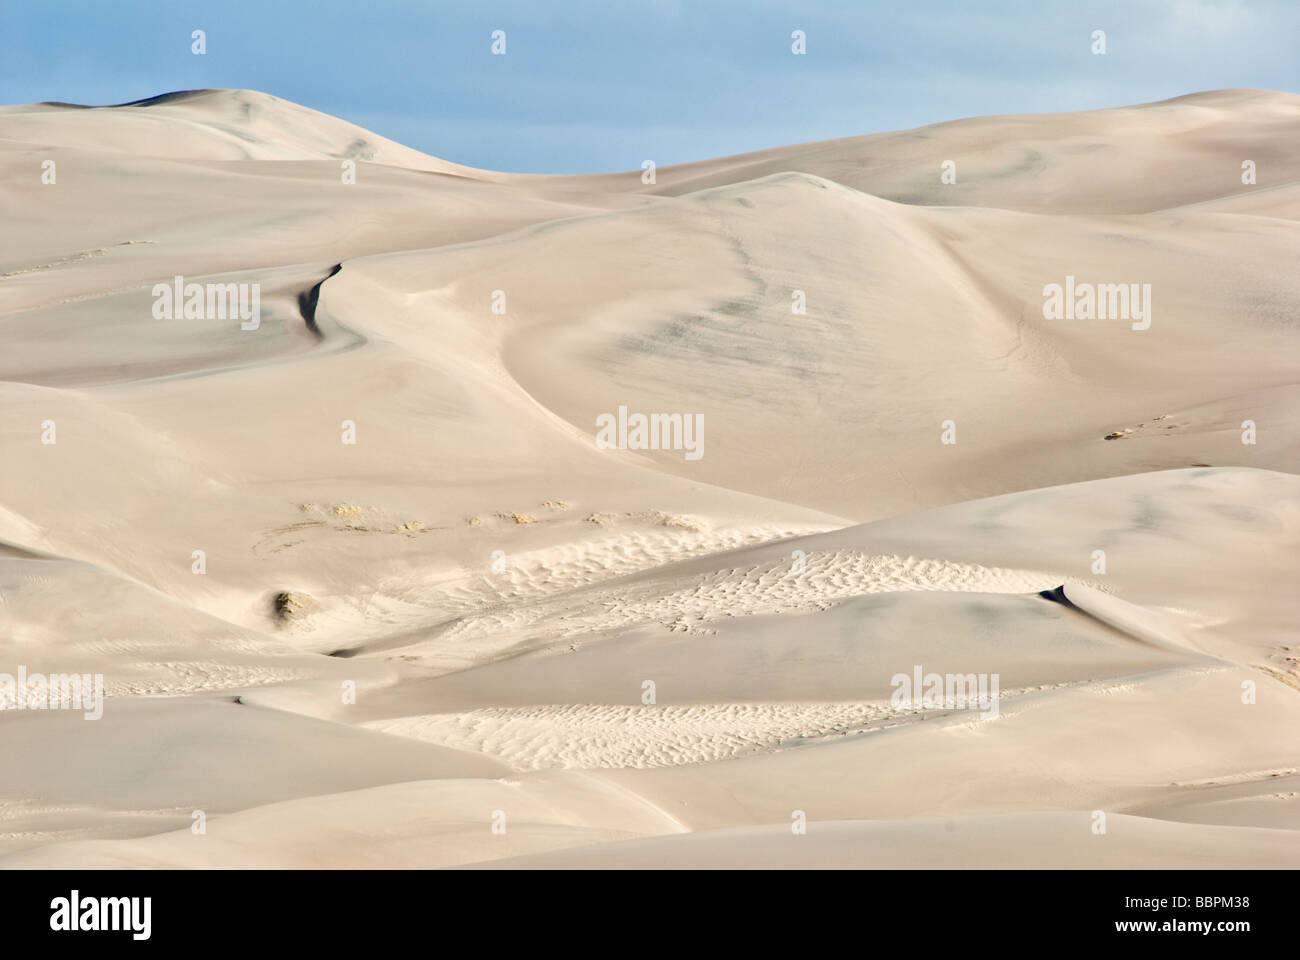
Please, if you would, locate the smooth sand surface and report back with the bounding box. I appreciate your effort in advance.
[1,88,1297,867]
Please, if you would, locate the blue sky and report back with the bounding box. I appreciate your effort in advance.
[2,0,1296,173]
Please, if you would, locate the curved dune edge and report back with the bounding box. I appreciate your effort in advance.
[1061,583,1208,658]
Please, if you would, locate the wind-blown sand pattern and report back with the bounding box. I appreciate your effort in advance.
[1,88,1298,868]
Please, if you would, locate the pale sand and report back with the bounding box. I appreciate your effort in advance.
[0,89,1296,868]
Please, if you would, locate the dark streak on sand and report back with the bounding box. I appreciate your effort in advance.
[298,263,343,338]
[1037,585,1078,609]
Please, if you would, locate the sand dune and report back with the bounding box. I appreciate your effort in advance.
[0,88,1296,868]
[475,813,1300,870]
[623,89,1300,214]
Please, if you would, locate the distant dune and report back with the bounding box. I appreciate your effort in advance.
[0,89,1296,868]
